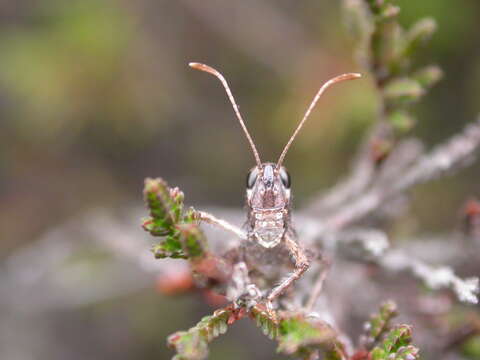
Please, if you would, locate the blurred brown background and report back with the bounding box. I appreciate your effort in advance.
[1,1,479,359]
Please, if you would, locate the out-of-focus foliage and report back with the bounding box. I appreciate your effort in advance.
[168,307,232,360]
[167,301,420,360]
[0,0,145,140]
[344,0,442,153]
[1,0,480,359]
[462,336,480,359]
[370,325,418,360]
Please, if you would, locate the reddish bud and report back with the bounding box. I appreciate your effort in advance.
[156,271,194,295]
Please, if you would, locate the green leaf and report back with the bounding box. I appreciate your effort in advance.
[150,224,208,260]
[365,0,391,16]
[370,347,387,360]
[395,345,420,360]
[402,18,437,57]
[462,335,480,360]
[176,224,208,259]
[384,78,424,106]
[343,0,373,48]
[343,0,442,139]
[143,177,180,236]
[250,305,279,339]
[276,314,343,359]
[370,324,419,360]
[382,325,412,353]
[169,332,208,360]
[168,307,233,360]
[375,4,400,23]
[151,235,187,259]
[412,65,443,89]
[183,207,198,224]
[368,301,398,344]
[142,177,208,261]
[388,110,416,133]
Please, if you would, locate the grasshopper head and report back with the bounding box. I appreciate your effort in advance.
[246,163,291,248]
[246,163,291,210]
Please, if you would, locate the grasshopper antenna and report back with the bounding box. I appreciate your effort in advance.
[189,62,262,168]
[276,72,362,168]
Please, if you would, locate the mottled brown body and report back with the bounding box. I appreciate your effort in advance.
[241,232,296,285]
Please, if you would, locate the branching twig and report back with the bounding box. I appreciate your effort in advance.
[379,249,479,304]
[322,117,480,232]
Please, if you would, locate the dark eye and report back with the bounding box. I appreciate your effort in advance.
[279,167,291,189]
[246,167,259,189]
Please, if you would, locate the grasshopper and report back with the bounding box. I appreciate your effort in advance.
[189,62,360,315]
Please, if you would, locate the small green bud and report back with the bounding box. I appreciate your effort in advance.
[383,325,413,353]
[343,0,374,44]
[384,78,424,106]
[176,223,207,259]
[388,110,416,133]
[403,18,437,57]
[413,65,443,89]
[377,4,400,23]
[396,345,420,360]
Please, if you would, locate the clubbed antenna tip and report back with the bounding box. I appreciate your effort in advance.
[189,62,212,73]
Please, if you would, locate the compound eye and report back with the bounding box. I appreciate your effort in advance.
[279,167,291,189]
[246,167,259,189]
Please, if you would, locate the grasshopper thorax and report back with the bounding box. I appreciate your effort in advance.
[246,163,291,248]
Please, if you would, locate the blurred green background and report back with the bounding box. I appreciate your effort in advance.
[1,1,479,359]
